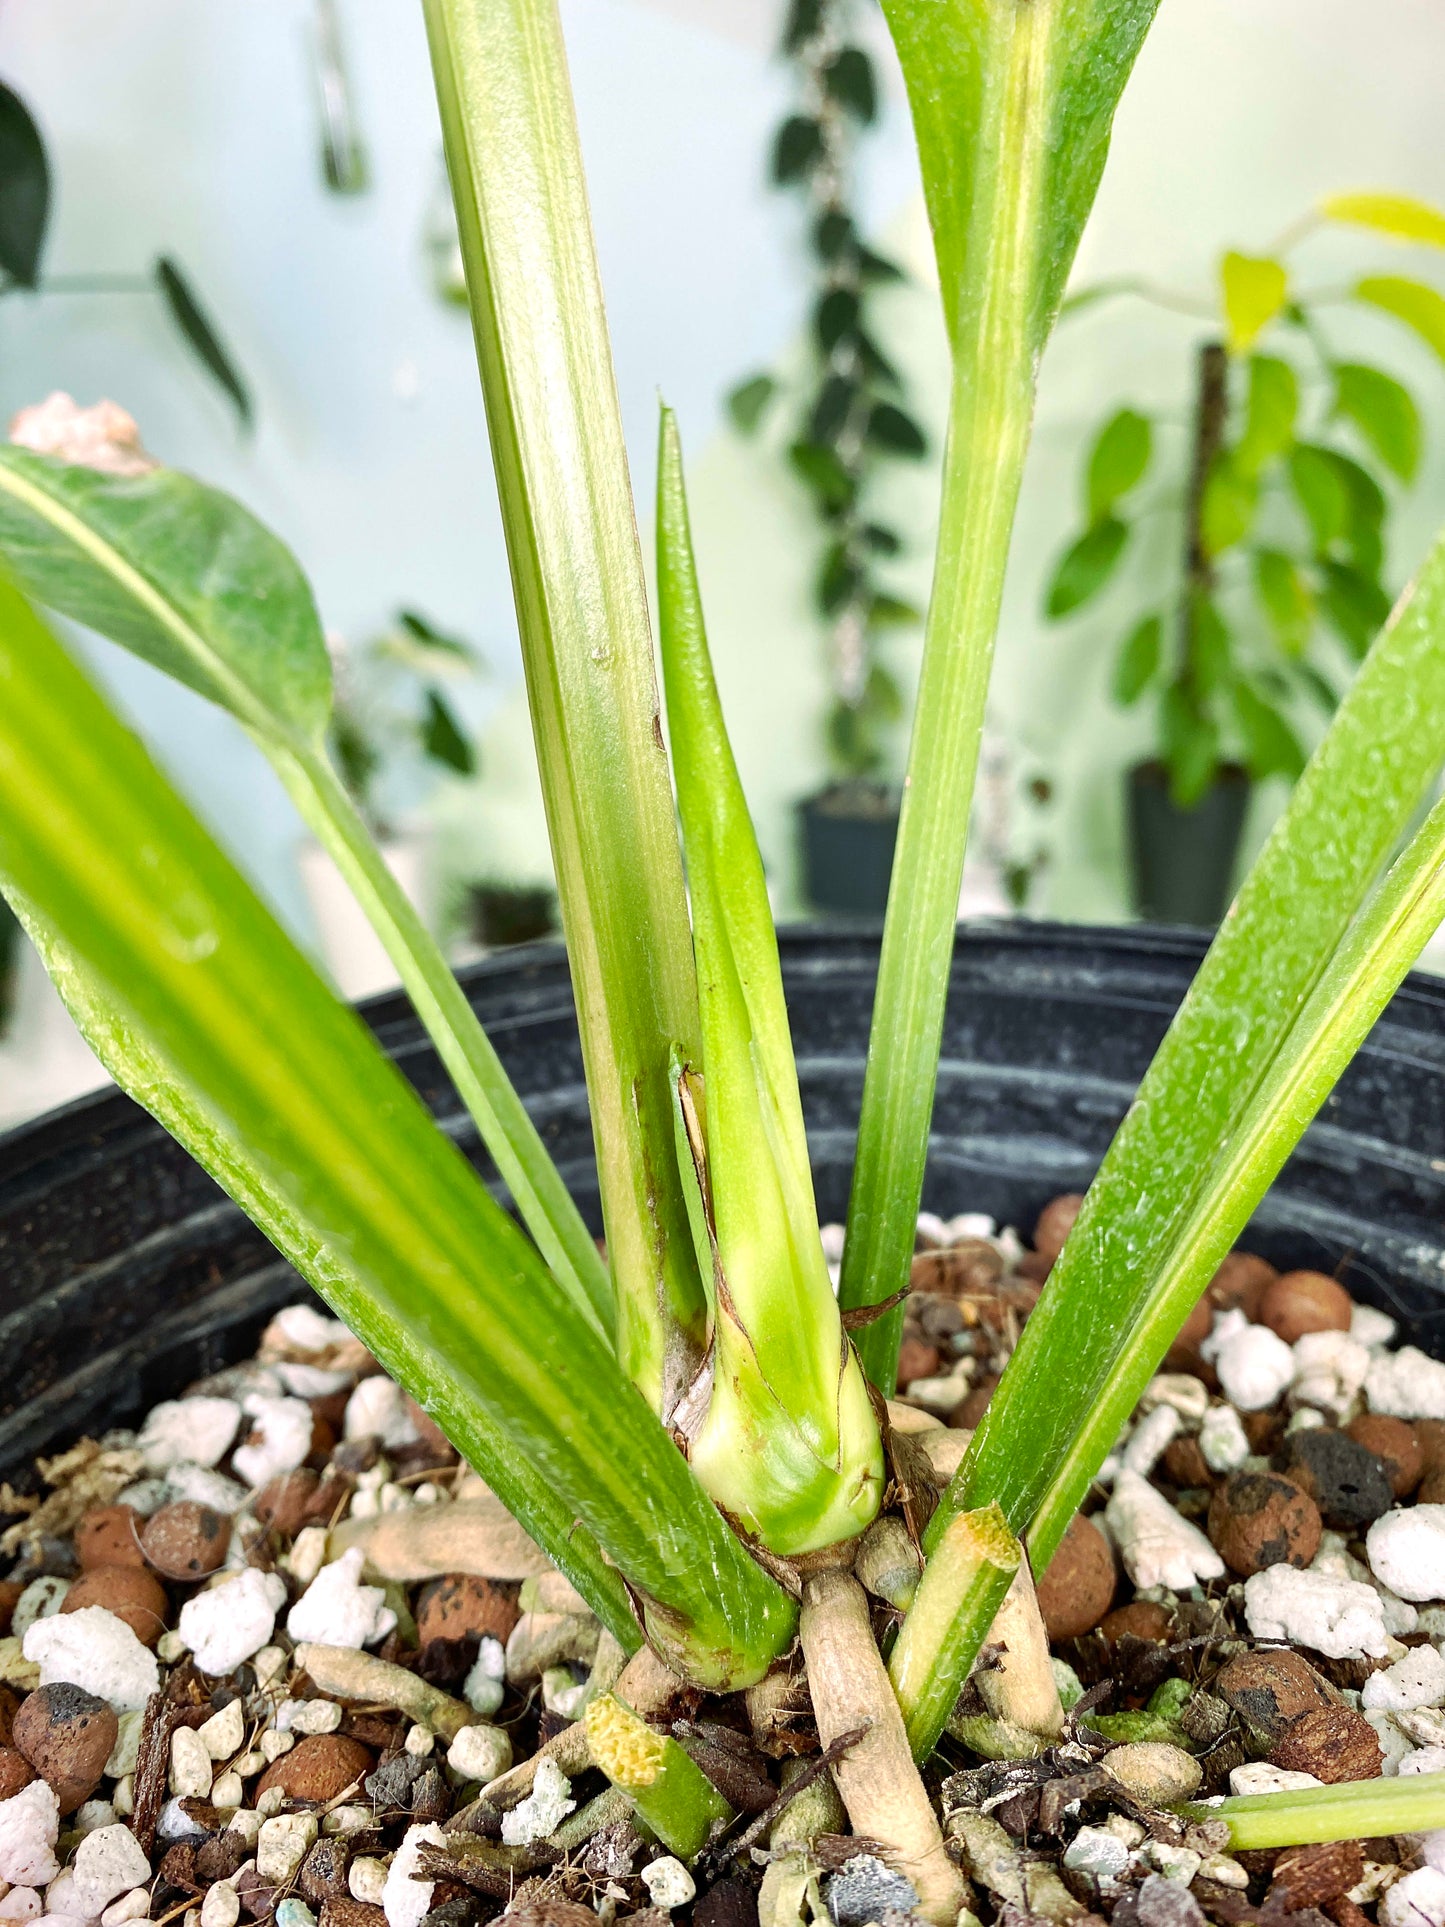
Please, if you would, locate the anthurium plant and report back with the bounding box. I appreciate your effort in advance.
[1,0,1444,1869]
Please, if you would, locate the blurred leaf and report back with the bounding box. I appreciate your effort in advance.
[1319,559,1391,658]
[1294,661,1340,714]
[788,440,854,510]
[1355,275,1445,366]
[772,114,824,183]
[1191,596,1232,695]
[422,688,475,775]
[862,522,902,556]
[782,0,823,50]
[858,246,905,283]
[1253,547,1313,656]
[815,287,861,350]
[1112,612,1161,705]
[869,591,923,628]
[727,373,777,434]
[1233,679,1306,781]
[1236,356,1298,473]
[1288,442,1349,552]
[398,608,472,657]
[1333,361,1421,482]
[378,609,480,679]
[813,210,854,261]
[817,540,862,616]
[155,257,252,429]
[1045,516,1128,618]
[332,711,380,810]
[866,401,927,457]
[827,697,883,777]
[1221,251,1287,353]
[0,82,49,288]
[855,332,900,387]
[1161,684,1221,807]
[1086,408,1151,521]
[1323,191,1445,248]
[809,373,858,445]
[863,662,904,721]
[1201,451,1258,557]
[825,47,877,122]
[1319,446,1387,576]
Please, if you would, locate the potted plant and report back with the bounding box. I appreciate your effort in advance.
[727,0,927,915]
[1042,197,1445,924]
[300,606,483,996]
[1,0,1445,1885]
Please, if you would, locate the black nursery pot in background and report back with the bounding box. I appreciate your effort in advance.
[1127,759,1252,927]
[3,922,1445,1490]
[798,780,900,917]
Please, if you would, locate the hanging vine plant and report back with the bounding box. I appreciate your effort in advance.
[728,0,927,784]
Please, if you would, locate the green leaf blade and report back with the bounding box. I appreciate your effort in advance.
[155,257,253,429]
[0,82,49,288]
[1333,361,1421,481]
[1045,517,1128,617]
[1086,409,1151,521]
[1355,274,1445,365]
[655,408,883,1555]
[1111,613,1161,705]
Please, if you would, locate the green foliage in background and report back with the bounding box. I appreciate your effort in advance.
[727,0,925,780]
[1046,193,1445,805]
[0,79,250,425]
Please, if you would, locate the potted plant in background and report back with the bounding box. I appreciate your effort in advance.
[301,605,483,997]
[728,0,927,916]
[3,0,1445,1891]
[1043,194,1445,924]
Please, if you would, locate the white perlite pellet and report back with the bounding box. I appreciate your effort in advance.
[642,1859,697,1910]
[0,1782,59,1888]
[1368,1507,1445,1604]
[1229,1763,1323,1797]
[1105,1469,1225,1591]
[343,1376,419,1448]
[169,1726,212,1799]
[1381,1867,1445,1927]
[1122,1405,1179,1478]
[382,1824,446,1927]
[462,1638,506,1718]
[287,1548,395,1650]
[349,1859,389,1906]
[201,1882,241,1927]
[1367,1347,1445,1421]
[500,1758,576,1847]
[1351,1303,1398,1349]
[1361,1644,1445,1713]
[446,1725,513,1784]
[178,1568,287,1676]
[1244,1564,1391,1660]
[23,1607,159,1711]
[71,1826,152,1916]
[137,1396,241,1472]
[196,1699,245,1761]
[1199,1403,1250,1474]
[232,1395,314,1489]
[256,1814,318,1886]
[1201,1310,1295,1411]
[1291,1330,1371,1422]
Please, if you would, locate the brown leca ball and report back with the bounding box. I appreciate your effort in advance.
[1208,1470,1322,1577]
[1258,1271,1353,1344]
[1209,1252,1278,1321]
[1100,1600,1173,1644]
[61,1566,169,1648]
[140,1500,231,1581]
[1035,1512,1116,1641]
[1345,1414,1422,1498]
[1033,1193,1084,1264]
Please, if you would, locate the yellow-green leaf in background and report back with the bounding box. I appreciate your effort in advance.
[1356,275,1445,365]
[1323,191,1445,249]
[1254,548,1313,657]
[1201,452,1258,557]
[1221,252,1287,353]
[1333,362,1421,482]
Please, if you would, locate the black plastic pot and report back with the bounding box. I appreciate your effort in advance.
[798,783,900,916]
[4,922,1445,1492]
[1127,760,1252,926]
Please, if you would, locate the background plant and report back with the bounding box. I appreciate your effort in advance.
[0,80,250,427]
[727,0,927,781]
[329,606,483,838]
[1043,192,1445,804]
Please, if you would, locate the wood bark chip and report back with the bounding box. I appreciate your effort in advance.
[131,1689,178,1856]
[799,1569,963,1927]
